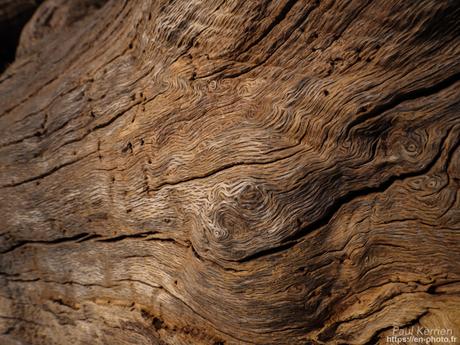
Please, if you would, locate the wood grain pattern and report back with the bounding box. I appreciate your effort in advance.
[0,0,459,344]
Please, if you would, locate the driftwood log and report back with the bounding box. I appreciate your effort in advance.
[1,0,459,344]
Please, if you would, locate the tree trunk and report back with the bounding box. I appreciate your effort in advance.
[1,0,459,344]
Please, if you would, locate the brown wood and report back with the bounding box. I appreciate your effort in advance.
[1,0,459,344]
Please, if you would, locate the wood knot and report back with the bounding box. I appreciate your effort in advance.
[209,182,272,242]
[400,130,425,158]
[408,174,448,193]
[208,80,217,91]
[193,180,299,261]
[237,184,265,211]
[386,129,426,163]
[287,283,306,294]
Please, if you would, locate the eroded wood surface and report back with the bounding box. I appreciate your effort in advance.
[0,0,459,344]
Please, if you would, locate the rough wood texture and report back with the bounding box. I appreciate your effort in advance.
[1,0,459,344]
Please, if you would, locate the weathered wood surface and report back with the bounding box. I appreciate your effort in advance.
[0,0,459,344]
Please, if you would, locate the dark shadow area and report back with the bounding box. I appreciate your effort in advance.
[0,1,43,73]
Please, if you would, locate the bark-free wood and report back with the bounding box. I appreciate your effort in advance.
[1,0,459,344]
